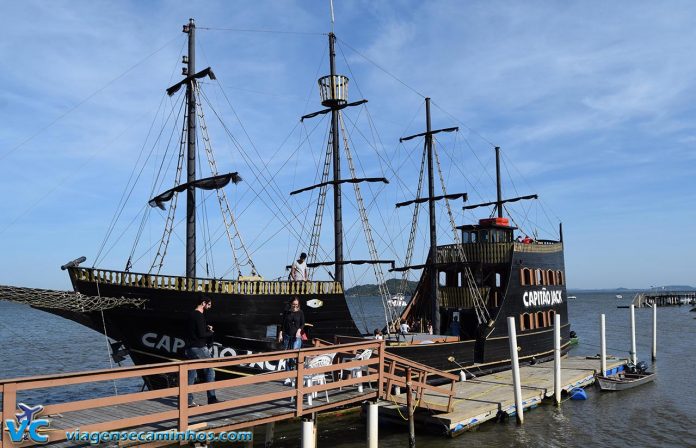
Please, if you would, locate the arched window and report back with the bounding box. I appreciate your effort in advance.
[519,314,526,331]
[557,270,564,285]
[547,270,556,285]
[548,309,557,326]
[520,268,532,286]
[535,311,547,328]
[535,269,544,285]
[522,313,534,330]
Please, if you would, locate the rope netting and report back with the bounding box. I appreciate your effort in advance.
[0,285,146,312]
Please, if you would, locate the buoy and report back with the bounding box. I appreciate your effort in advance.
[569,387,588,400]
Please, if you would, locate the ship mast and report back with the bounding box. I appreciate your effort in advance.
[397,98,462,335]
[329,32,344,285]
[184,18,197,279]
[425,99,439,335]
[495,146,503,219]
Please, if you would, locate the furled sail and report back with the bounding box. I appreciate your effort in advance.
[148,172,242,210]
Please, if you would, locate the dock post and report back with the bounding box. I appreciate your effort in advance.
[630,304,637,365]
[507,317,524,424]
[301,417,315,448]
[367,401,379,448]
[406,368,416,448]
[264,422,275,447]
[600,314,607,376]
[244,428,254,448]
[554,313,561,405]
[652,304,657,361]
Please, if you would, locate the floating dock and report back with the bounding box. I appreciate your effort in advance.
[381,356,624,436]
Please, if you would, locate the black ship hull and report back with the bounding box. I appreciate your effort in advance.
[40,240,572,382]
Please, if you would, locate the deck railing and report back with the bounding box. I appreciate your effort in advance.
[437,241,563,265]
[69,267,343,295]
[0,340,381,447]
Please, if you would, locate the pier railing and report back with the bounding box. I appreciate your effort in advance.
[0,340,381,447]
[69,267,343,295]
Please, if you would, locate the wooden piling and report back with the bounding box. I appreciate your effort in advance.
[407,368,415,448]
[652,304,657,361]
[553,313,561,405]
[600,314,607,376]
[630,304,637,365]
[264,422,275,447]
[507,316,524,424]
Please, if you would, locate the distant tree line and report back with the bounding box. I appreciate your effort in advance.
[345,278,419,296]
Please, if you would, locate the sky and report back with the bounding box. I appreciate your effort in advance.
[1,0,694,290]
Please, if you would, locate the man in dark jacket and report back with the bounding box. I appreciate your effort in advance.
[186,298,220,406]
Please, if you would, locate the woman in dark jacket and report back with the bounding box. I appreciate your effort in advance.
[278,296,305,371]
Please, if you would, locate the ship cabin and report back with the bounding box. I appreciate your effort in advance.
[429,217,515,339]
[429,215,566,343]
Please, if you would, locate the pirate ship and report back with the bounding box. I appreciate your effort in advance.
[0,17,571,379]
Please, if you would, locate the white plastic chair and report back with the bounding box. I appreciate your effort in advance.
[340,349,373,393]
[303,353,335,406]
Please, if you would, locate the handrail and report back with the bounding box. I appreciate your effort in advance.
[0,340,383,447]
[68,267,343,295]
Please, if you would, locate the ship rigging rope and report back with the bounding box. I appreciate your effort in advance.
[0,285,146,312]
[433,143,491,324]
[195,83,257,276]
[337,43,430,240]
[198,90,337,267]
[96,94,187,268]
[501,151,560,239]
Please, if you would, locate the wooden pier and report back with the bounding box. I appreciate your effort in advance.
[0,337,629,446]
[0,340,457,447]
[632,290,696,307]
[380,356,625,436]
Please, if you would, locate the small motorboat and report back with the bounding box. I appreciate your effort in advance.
[568,295,577,300]
[596,362,655,391]
[616,294,623,299]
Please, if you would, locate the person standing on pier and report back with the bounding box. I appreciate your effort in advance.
[278,296,305,378]
[185,298,220,406]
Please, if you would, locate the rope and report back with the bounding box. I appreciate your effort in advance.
[0,285,145,312]
[96,279,118,395]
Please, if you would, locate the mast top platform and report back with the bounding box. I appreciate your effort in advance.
[318,74,349,107]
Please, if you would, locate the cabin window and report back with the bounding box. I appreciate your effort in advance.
[547,270,556,285]
[495,273,501,288]
[520,268,533,286]
[519,314,526,331]
[535,311,547,328]
[557,270,564,285]
[521,313,534,331]
[548,309,556,326]
[535,269,544,285]
[439,272,446,286]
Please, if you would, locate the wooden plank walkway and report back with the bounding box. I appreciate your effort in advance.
[45,382,371,447]
[0,340,386,448]
[380,356,625,436]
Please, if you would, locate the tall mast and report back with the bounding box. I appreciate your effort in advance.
[329,32,344,285]
[425,98,440,334]
[495,146,503,218]
[185,18,197,279]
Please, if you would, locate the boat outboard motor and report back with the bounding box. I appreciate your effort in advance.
[636,361,648,373]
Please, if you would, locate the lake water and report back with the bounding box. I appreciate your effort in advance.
[1,291,694,447]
